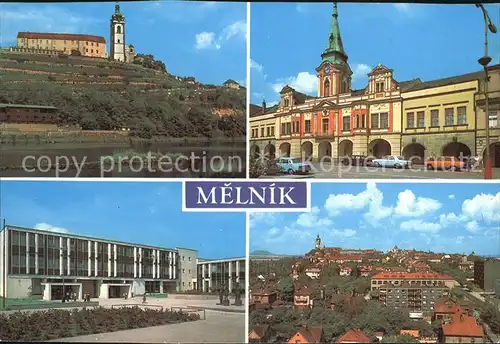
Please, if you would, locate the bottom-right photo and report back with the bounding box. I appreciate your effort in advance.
[248,182,500,344]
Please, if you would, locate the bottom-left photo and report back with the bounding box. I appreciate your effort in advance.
[0,180,246,343]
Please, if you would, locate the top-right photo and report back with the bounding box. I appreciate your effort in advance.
[249,2,500,179]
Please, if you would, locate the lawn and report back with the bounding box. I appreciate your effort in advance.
[0,296,54,311]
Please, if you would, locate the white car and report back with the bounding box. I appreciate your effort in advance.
[373,155,411,169]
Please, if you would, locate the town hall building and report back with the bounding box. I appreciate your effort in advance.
[249,3,500,166]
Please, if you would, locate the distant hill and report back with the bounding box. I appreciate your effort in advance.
[0,52,245,138]
[251,250,276,256]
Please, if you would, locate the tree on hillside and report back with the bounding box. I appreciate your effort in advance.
[277,276,294,302]
[381,334,419,343]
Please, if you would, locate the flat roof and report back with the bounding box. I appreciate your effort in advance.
[0,103,57,110]
[197,257,245,264]
[4,225,179,252]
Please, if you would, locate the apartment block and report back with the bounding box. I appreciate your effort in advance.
[474,260,500,292]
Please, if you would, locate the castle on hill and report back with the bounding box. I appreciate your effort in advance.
[15,2,135,63]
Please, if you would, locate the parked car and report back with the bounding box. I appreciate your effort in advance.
[276,157,311,174]
[425,156,465,171]
[341,155,373,166]
[372,155,411,168]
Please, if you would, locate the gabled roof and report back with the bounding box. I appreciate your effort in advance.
[249,325,269,339]
[336,328,371,343]
[442,313,484,338]
[368,63,393,75]
[293,326,323,343]
[18,32,105,44]
[405,70,486,92]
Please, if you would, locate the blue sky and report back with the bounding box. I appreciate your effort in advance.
[0,1,246,85]
[250,3,500,105]
[0,181,245,259]
[250,182,500,256]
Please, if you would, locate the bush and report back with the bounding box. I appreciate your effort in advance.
[0,306,200,341]
[249,156,278,178]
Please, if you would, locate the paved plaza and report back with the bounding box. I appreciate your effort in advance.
[264,162,500,179]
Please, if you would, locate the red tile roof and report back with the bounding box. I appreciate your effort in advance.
[442,313,484,338]
[371,272,454,280]
[249,325,269,339]
[294,326,323,343]
[336,329,371,343]
[435,300,462,314]
[18,32,106,44]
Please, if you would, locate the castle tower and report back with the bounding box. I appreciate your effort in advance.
[316,2,352,97]
[315,235,322,249]
[110,2,126,62]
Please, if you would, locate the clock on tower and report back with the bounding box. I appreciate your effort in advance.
[324,65,331,74]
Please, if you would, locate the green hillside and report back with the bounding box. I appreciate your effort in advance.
[0,53,246,138]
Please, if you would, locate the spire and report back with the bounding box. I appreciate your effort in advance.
[321,2,348,66]
[115,1,120,13]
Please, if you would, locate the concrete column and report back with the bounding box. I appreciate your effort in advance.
[208,263,212,292]
[172,253,176,279]
[35,234,39,274]
[94,242,98,277]
[25,232,30,273]
[157,250,160,279]
[201,264,206,292]
[66,238,70,276]
[43,283,51,301]
[168,252,172,279]
[113,244,117,277]
[78,285,83,300]
[138,248,142,278]
[59,237,63,275]
[159,282,164,294]
[107,244,111,277]
[152,250,156,279]
[88,241,92,276]
[236,260,240,283]
[228,261,232,292]
[133,247,137,278]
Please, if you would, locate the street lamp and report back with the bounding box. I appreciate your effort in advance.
[476,3,497,179]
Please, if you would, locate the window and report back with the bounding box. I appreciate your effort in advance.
[284,98,290,107]
[261,128,264,137]
[117,26,122,34]
[304,120,311,133]
[182,256,185,261]
[361,114,366,129]
[281,122,291,135]
[417,111,425,128]
[457,106,467,125]
[430,109,439,127]
[292,121,300,134]
[407,112,415,128]
[489,111,498,128]
[371,114,379,129]
[188,269,191,274]
[266,127,270,137]
[96,50,99,54]
[445,108,454,126]
[342,116,350,131]
[324,79,330,97]
[91,49,93,53]
[117,39,121,43]
[380,113,389,129]
[271,127,275,136]
[322,118,329,133]
[376,82,384,92]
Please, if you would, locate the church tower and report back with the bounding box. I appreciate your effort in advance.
[316,2,352,98]
[110,2,126,62]
[315,235,322,249]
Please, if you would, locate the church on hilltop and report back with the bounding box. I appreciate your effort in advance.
[15,2,135,63]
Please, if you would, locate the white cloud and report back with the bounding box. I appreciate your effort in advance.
[466,221,481,233]
[400,219,441,233]
[272,72,317,95]
[393,3,411,12]
[352,63,371,81]
[333,229,357,237]
[220,20,246,41]
[194,20,246,50]
[296,206,332,228]
[394,190,441,217]
[455,236,465,244]
[462,192,500,223]
[250,59,264,73]
[195,32,220,50]
[34,222,70,234]
[449,194,455,199]
[324,182,392,224]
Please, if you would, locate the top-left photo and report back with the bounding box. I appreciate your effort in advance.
[0,1,247,178]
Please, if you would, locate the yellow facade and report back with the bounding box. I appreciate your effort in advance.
[401,79,479,159]
[17,33,107,58]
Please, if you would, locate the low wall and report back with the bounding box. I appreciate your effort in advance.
[7,301,99,311]
[169,294,219,300]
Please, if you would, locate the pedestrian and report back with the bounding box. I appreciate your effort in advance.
[142,293,147,304]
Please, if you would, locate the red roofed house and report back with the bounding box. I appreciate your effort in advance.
[340,266,352,276]
[335,328,372,343]
[434,298,462,322]
[288,326,324,344]
[441,312,485,343]
[249,325,273,342]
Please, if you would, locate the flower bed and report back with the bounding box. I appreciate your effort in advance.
[0,306,200,341]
